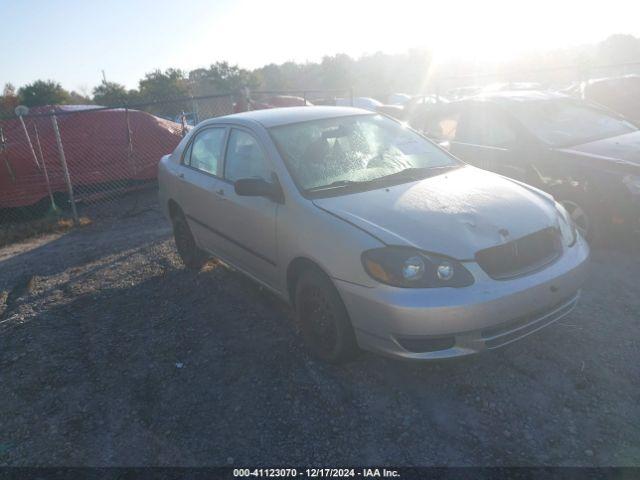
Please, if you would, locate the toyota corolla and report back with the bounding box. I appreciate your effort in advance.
[158,106,590,363]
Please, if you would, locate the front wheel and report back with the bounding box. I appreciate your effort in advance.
[172,212,207,270]
[558,196,600,244]
[295,269,358,363]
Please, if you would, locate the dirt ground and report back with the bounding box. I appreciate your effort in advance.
[0,191,638,466]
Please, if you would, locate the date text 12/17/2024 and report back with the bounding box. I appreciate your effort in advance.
[233,468,400,478]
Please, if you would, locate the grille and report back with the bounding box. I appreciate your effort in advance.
[475,227,562,280]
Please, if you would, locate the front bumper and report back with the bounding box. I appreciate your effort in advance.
[335,235,590,360]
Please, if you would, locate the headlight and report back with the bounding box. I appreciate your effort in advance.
[555,201,577,247]
[361,247,474,288]
[623,174,640,195]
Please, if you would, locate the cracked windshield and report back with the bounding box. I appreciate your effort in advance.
[270,115,457,192]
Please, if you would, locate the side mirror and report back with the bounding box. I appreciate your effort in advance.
[234,178,284,203]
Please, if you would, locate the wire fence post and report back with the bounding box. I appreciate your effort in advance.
[32,123,56,211]
[18,114,41,170]
[191,96,200,124]
[51,113,79,224]
[124,104,136,173]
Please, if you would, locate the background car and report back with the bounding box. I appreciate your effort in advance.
[387,93,412,105]
[174,112,198,126]
[0,105,183,214]
[566,74,640,124]
[335,96,410,120]
[422,90,640,242]
[335,96,383,111]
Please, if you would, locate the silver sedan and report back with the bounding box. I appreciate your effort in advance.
[158,106,590,362]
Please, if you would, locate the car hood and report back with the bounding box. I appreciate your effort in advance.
[312,166,559,259]
[557,130,640,168]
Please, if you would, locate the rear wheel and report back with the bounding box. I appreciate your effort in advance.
[172,211,207,270]
[295,269,358,363]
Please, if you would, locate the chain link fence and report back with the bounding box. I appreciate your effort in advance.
[0,90,352,244]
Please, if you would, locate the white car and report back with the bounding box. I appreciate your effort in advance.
[158,106,589,363]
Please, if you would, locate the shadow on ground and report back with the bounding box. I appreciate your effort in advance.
[0,201,639,466]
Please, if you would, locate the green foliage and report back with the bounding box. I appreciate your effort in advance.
[596,34,640,65]
[68,90,93,104]
[138,69,189,100]
[320,54,355,90]
[6,33,640,117]
[17,80,70,107]
[189,61,259,96]
[92,80,129,106]
[137,69,190,117]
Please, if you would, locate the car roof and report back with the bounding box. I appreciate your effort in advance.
[465,89,570,103]
[204,106,372,128]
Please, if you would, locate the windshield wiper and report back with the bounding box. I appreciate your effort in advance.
[305,179,373,192]
[305,166,458,193]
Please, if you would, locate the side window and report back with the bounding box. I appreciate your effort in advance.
[457,108,517,148]
[185,128,226,175]
[224,130,271,182]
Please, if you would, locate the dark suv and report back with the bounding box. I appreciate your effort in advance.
[421,91,640,242]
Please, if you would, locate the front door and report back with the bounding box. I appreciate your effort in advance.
[450,105,530,182]
[214,128,279,288]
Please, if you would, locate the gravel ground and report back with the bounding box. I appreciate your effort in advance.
[0,191,639,466]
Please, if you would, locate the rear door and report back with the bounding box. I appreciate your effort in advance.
[174,126,229,254]
[214,127,279,288]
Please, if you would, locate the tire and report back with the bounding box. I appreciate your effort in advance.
[172,211,207,270]
[294,268,358,363]
[556,190,602,244]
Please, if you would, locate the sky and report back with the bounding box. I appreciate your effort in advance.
[1,0,640,93]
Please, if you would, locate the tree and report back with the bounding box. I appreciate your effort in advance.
[68,90,93,104]
[137,69,190,117]
[597,34,640,65]
[138,69,189,100]
[92,80,129,106]
[0,83,19,117]
[189,61,258,96]
[18,80,70,107]
[320,54,354,90]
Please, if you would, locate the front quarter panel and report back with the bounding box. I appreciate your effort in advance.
[277,196,385,293]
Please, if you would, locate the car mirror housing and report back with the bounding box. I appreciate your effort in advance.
[234,178,284,203]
